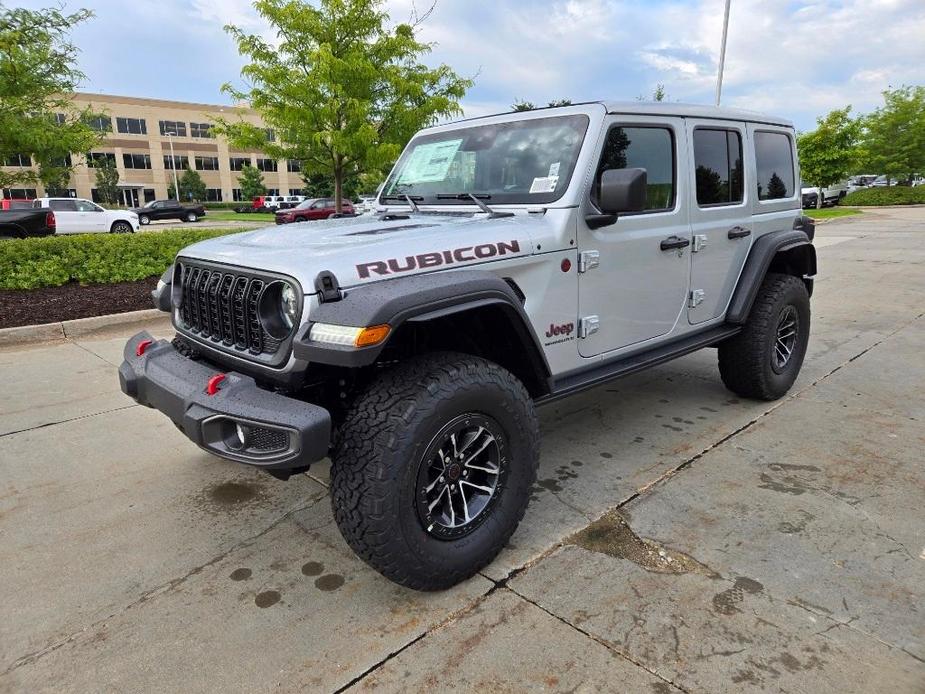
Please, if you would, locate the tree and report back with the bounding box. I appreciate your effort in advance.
[169,165,207,202]
[215,0,471,212]
[860,86,925,184]
[0,6,102,196]
[238,164,265,201]
[94,156,120,204]
[637,84,668,102]
[511,99,572,111]
[797,107,861,208]
[766,172,787,199]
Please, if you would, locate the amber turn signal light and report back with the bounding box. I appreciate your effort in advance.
[355,324,391,347]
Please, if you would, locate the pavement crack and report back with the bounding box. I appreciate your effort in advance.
[70,339,119,368]
[506,584,689,693]
[2,492,328,676]
[0,404,139,439]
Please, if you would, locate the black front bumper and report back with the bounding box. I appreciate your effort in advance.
[118,331,331,469]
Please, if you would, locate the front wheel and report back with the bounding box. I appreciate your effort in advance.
[139,214,150,225]
[110,221,134,234]
[330,352,539,590]
[718,273,810,400]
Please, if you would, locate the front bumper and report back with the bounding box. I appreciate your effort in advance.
[118,331,331,469]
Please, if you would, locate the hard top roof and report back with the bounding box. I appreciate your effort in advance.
[601,101,793,127]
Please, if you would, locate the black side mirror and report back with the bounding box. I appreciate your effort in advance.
[586,167,648,230]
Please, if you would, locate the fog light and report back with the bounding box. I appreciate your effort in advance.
[229,423,250,451]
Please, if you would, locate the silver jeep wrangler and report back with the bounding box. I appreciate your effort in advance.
[120,102,815,590]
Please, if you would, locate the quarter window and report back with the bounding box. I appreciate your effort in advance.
[593,126,675,211]
[693,129,743,206]
[755,131,795,200]
[116,117,147,135]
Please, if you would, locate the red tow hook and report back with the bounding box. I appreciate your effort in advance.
[206,373,227,396]
[135,339,154,356]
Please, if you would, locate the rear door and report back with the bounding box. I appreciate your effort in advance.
[685,120,751,324]
[48,199,79,233]
[577,116,692,357]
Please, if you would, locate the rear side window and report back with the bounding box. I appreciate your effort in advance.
[755,131,795,200]
[693,128,743,206]
[49,199,78,211]
[593,126,675,211]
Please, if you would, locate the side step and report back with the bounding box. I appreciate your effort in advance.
[538,325,741,405]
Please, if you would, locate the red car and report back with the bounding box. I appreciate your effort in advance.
[1,198,34,210]
[275,198,355,224]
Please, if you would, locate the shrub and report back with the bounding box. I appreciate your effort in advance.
[840,186,925,206]
[0,228,241,290]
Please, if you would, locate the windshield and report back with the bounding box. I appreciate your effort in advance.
[382,114,590,205]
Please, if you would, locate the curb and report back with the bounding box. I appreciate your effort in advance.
[0,309,170,348]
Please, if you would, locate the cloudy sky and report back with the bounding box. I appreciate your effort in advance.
[17,0,925,130]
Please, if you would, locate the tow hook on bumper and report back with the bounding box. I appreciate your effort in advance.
[118,331,331,469]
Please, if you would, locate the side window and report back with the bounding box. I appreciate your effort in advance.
[693,128,743,206]
[75,200,99,212]
[49,199,77,211]
[594,126,675,211]
[755,131,795,200]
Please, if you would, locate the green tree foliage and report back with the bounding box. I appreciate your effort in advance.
[237,164,265,200]
[637,84,668,102]
[0,6,102,194]
[168,166,207,202]
[860,86,925,184]
[797,107,861,208]
[215,0,471,212]
[511,99,572,111]
[94,155,120,204]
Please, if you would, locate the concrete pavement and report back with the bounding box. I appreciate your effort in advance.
[1,207,923,692]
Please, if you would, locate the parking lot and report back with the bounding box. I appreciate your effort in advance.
[1,207,923,692]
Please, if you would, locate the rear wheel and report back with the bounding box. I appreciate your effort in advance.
[110,221,133,234]
[330,352,539,590]
[186,211,198,222]
[718,273,810,400]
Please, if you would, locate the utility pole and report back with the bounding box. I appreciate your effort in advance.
[165,132,180,200]
[715,0,732,106]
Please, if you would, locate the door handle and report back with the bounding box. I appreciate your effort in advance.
[728,226,752,239]
[660,235,691,251]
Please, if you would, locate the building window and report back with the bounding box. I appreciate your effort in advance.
[229,157,249,171]
[49,154,72,168]
[190,122,213,138]
[159,120,187,137]
[593,126,676,212]
[205,188,223,202]
[144,188,156,203]
[266,188,279,196]
[256,158,277,172]
[288,188,304,196]
[286,159,302,173]
[54,113,67,125]
[2,153,31,167]
[693,128,744,206]
[84,115,112,132]
[123,153,152,169]
[116,117,147,135]
[232,188,245,202]
[45,186,76,198]
[86,152,116,168]
[195,155,219,171]
[264,128,276,142]
[2,188,37,199]
[755,131,795,201]
[163,155,189,170]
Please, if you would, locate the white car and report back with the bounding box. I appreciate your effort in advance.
[33,198,139,234]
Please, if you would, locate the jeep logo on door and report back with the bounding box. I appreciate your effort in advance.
[356,240,521,279]
[545,322,574,338]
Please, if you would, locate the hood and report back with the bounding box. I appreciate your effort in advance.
[178,212,546,292]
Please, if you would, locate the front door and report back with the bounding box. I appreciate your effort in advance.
[685,120,751,324]
[577,116,691,357]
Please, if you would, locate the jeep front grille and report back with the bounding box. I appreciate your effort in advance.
[178,263,280,356]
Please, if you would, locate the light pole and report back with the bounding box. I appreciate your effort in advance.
[715,0,732,106]
[165,131,180,200]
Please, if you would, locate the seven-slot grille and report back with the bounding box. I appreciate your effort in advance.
[178,263,280,355]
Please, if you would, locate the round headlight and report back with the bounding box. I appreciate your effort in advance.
[280,283,298,328]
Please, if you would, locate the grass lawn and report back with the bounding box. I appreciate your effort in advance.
[205,210,276,223]
[803,207,862,220]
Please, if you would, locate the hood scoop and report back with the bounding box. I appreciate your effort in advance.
[347,223,438,237]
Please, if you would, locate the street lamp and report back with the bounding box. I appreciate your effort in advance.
[164,131,180,200]
[715,0,732,106]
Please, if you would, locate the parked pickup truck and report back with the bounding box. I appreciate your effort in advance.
[0,208,55,238]
[129,200,206,225]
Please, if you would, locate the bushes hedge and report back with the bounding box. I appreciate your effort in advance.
[841,186,925,206]
[0,228,240,290]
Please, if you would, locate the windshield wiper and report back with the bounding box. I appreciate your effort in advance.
[435,193,514,219]
[380,194,423,210]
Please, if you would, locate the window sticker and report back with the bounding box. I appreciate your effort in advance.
[548,162,560,177]
[530,176,559,194]
[397,139,464,184]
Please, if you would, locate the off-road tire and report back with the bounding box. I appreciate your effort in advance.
[718,273,810,400]
[330,352,539,590]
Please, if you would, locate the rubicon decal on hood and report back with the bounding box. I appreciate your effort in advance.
[356,240,522,279]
